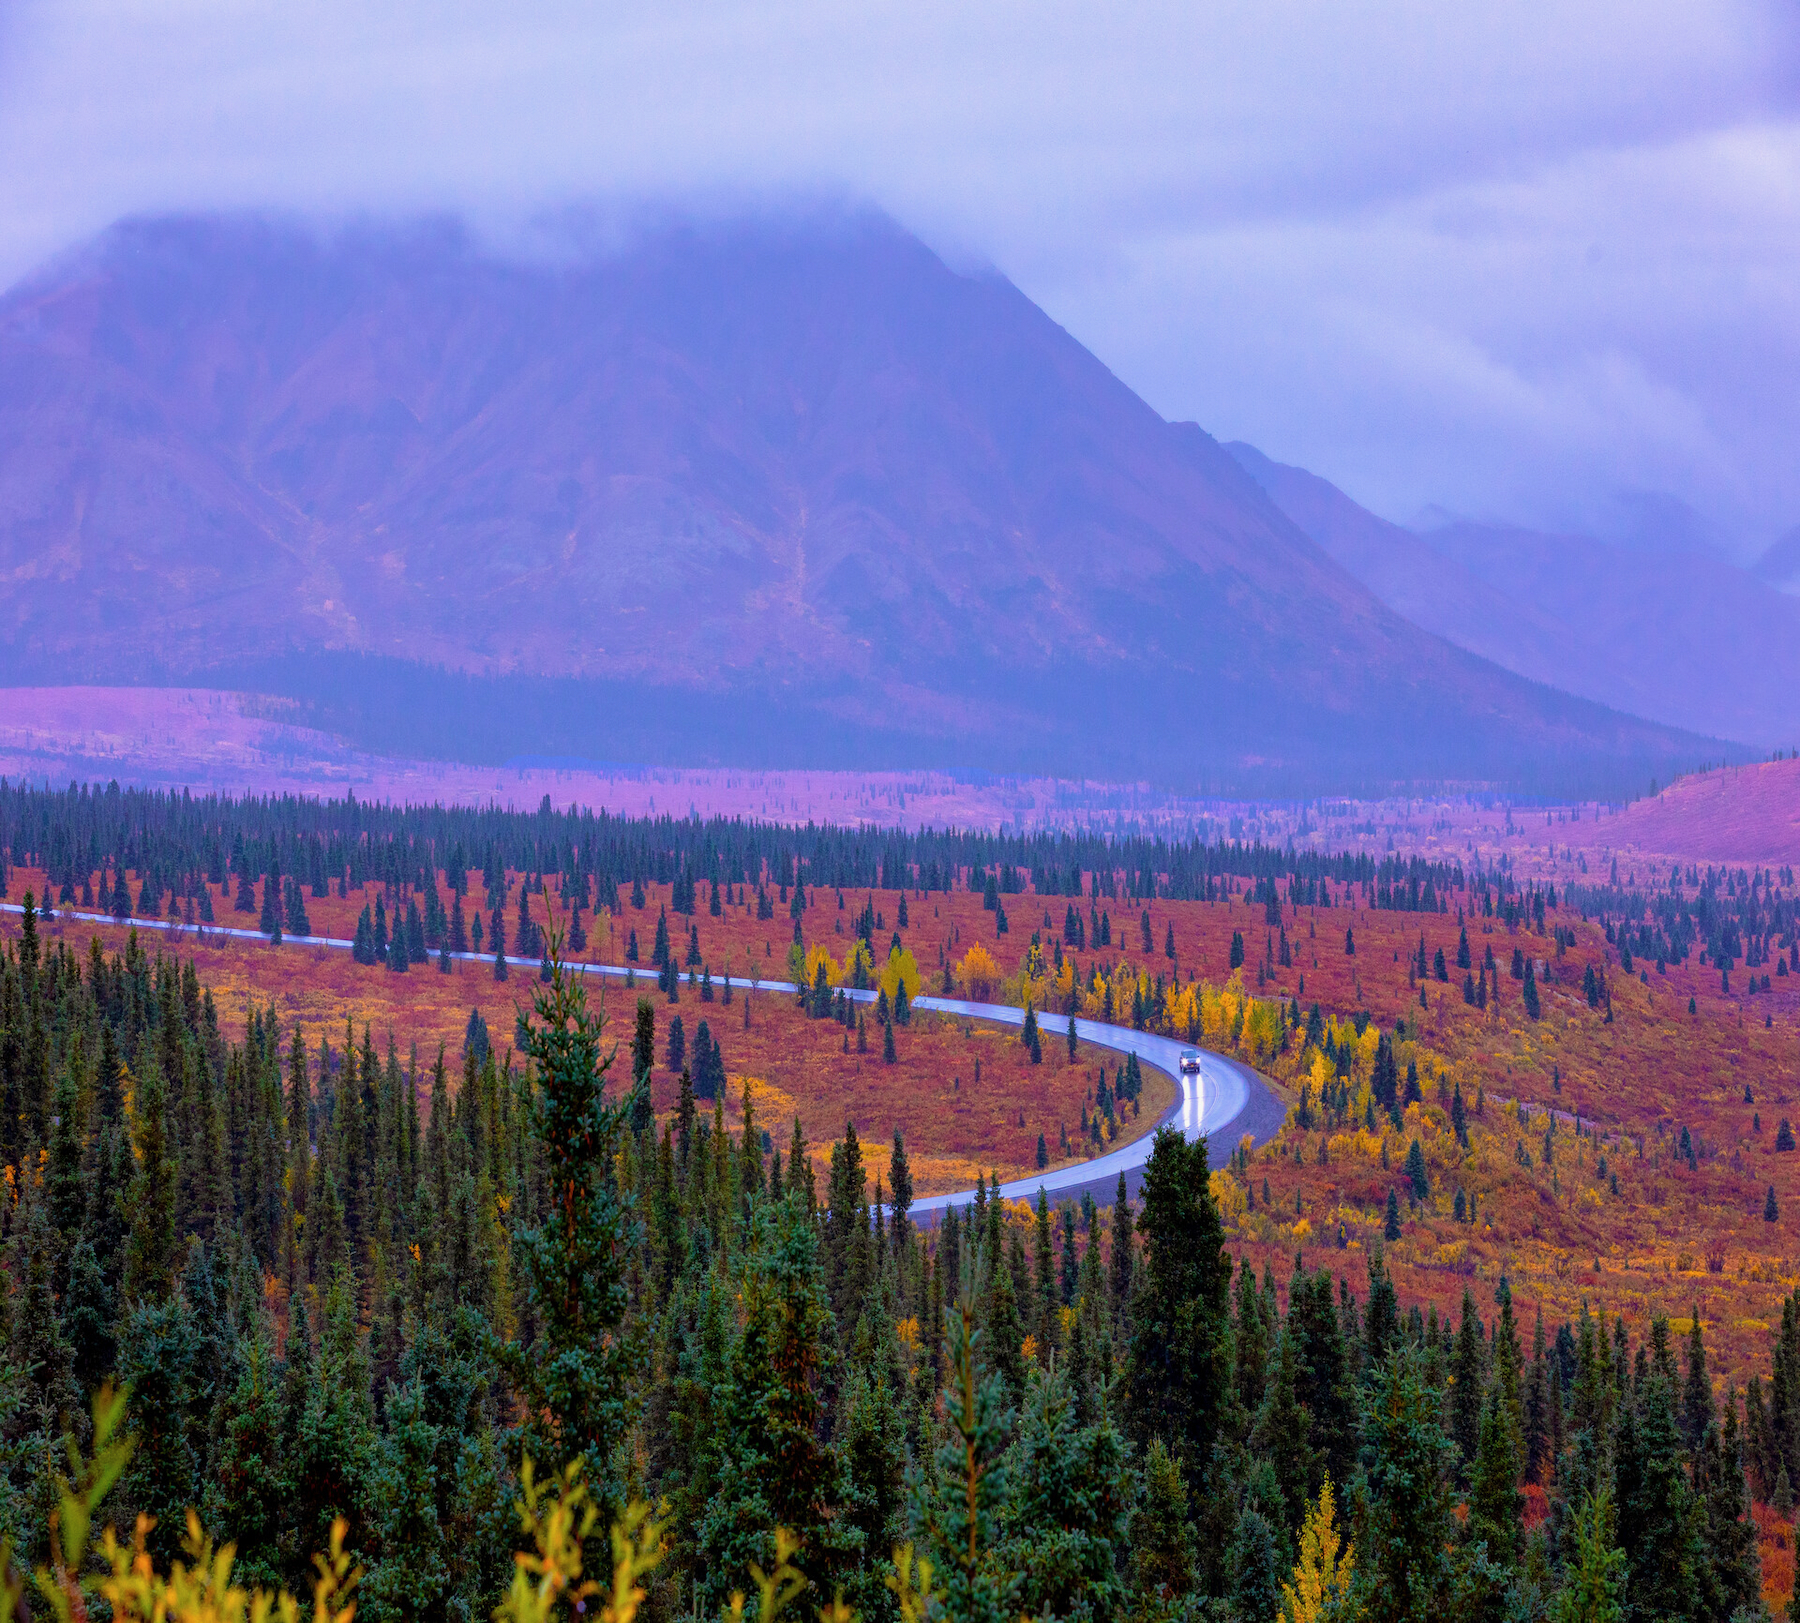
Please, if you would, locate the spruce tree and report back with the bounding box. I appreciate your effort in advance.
[1467,1385,1523,1564]
[508,946,635,1517]
[984,1237,1028,1404]
[1232,1257,1270,1418]
[1124,1128,1231,1470]
[123,1052,178,1304]
[889,1130,914,1245]
[1691,1403,1761,1622]
[1449,1287,1486,1481]
[633,998,656,1088]
[116,1290,199,1567]
[696,1191,847,1608]
[1524,1310,1552,1484]
[1110,1173,1134,1331]
[1613,1364,1698,1620]
[1032,1191,1059,1354]
[913,1282,1021,1623]
[199,1325,289,1592]
[1682,1311,1714,1450]
[10,1178,79,1445]
[1406,1138,1430,1199]
[292,1266,376,1573]
[47,1065,86,1250]
[1228,1509,1282,1623]
[1288,1273,1353,1489]
[1251,1327,1319,1534]
[1551,1486,1627,1623]
[1363,1348,1455,1621]
[1129,1440,1195,1607]
[63,1238,116,1394]
[359,1376,456,1619]
[1001,1360,1132,1623]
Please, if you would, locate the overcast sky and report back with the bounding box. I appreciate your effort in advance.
[1,0,1795,554]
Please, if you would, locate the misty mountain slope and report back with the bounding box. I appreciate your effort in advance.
[1754,525,1800,594]
[0,211,1722,789]
[1229,442,1800,748]
[1427,520,1800,747]
[1223,441,1577,679]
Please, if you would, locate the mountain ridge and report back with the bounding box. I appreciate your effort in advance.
[0,209,1730,792]
[1227,442,1800,750]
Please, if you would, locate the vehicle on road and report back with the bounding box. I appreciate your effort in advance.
[1179,1049,1202,1076]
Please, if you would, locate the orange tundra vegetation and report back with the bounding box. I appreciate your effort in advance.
[4,870,1167,1201]
[15,863,1800,1386]
[597,867,1800,1392]
[17,845,1800,1610]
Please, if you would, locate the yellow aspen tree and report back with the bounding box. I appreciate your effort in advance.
[1276,1475,1359,1623]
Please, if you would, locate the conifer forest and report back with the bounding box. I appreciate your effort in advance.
[0,780,1791,1622]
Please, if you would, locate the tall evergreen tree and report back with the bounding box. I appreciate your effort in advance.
[912,1282,1021,1623]
[1124,1129,1231,1470]
[1001,1361,1133,1623]
[1363,1348,1455,1622]
[123,1052,178,1304]
[1109,1173,1134,1332]
[508,948,635,1516]
[1613,1363,1698,1622]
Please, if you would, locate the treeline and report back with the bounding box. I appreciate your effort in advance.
[0,779,1466,915]
[0,901,1775,1621]
[1562,863,1799,990]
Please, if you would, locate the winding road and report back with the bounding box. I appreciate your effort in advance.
[0,900,1288,1213]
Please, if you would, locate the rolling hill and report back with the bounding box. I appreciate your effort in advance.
[0,210,1727,792]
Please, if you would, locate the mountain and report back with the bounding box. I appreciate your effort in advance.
[0,210,1726,793]
[1754,526,1800,594]
[1221,443,1576,685]
[1424,520,1800,747]
[1229,444,1800,750]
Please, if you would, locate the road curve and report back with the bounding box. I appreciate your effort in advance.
[0,901,1287,1210]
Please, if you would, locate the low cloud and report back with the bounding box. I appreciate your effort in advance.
[1,0,1795,551]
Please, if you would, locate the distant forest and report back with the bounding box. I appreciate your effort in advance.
[0,781,1785,1618]
[4,778,1792,992]
[0,778,1501,915]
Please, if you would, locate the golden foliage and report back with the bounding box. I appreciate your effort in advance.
[14,1380,364,1623]
[1164,981,1199,1038]
[1241,998,1283,1065]
[1210,1170,1247,1222]
[497,1462,665,1623]
[886,1545,937,1623]
[803,945,842,991]
[1277,1476,1357,1623]
[96,1513,357,1623]
[721,1526,855,1623]
[957,945,1002,1000]
[879,946,921,1003]
[843,940,875,986]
